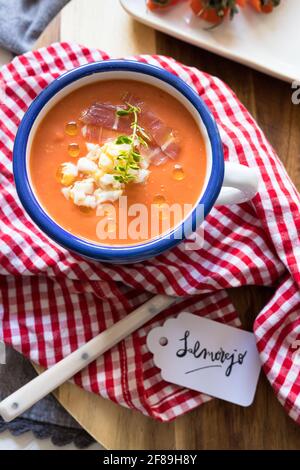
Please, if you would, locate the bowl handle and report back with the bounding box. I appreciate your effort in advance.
[214,162,260,206]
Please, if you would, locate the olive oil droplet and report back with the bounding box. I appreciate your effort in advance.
[153,194,166,206]
[78,206,93,214]
[172,167,185,181]
[68,143,80,158]
[65,121,78,136]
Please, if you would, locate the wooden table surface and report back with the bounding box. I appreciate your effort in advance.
[32,0,300,450]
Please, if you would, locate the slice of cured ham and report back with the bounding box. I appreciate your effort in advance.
[140,142,169,166]
[79,98,180,164]
[80,103,131,133]
[139,110,179,160]
[81,124,103,143]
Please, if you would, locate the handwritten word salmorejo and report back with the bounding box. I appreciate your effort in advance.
[176,330,247,377]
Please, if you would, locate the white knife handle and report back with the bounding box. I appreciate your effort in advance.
[0,294,175,422]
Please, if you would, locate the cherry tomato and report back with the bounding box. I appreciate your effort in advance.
[249,0,280,14]
[147,0,181,10]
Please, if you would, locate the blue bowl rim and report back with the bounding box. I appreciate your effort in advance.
[13,59,224,261]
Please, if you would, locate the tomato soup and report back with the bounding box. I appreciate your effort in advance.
[29,80,207,245]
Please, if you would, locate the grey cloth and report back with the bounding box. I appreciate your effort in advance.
[0,0,70,54]
[0,346,95,448]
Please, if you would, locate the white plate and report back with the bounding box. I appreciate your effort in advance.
[120,0,300,83]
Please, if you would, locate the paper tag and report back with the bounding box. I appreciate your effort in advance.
[147,313,261,407]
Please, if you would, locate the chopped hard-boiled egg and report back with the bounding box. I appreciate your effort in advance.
[86,144,102,161]
[60,140,149,210]
[98,152,114,170]
[63,178,96,207]
[57,162,78,186]
[86,142,98,152]
[102,142,131,158]
[94,189,123,204]
[134,169,149,184]
[77,157,98,174]
[81,195,96,209]
[93,169,104,185]
[99,173,123,190]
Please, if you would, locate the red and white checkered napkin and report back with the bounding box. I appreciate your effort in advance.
[0,43,300,423]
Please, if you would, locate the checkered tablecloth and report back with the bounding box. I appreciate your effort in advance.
[0,43,299,423]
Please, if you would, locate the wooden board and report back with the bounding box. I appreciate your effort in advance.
[33,0,300,450]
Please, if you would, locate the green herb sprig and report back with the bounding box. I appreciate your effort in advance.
[113,103,149,184]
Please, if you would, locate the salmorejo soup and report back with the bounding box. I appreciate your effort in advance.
[29,80,207,245]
